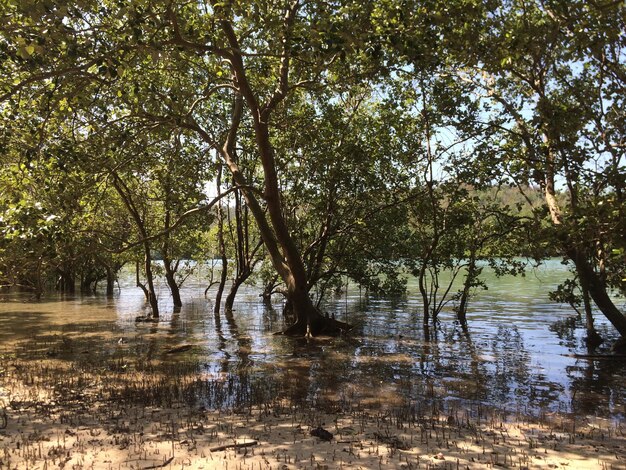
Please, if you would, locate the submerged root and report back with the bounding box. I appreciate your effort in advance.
[584,329,603,349]
[279,315,352,337]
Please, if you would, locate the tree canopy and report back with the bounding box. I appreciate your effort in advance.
[1,0,624,338]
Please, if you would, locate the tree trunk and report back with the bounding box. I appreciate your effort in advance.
[568,246,626,337]
[456,253,477,331]
[136,260,149,300]
[162,195,183,309]
[106,266,115,296]
[217,19,351,336]
[214,254,228,316]
[57,268,75,294]
[164,267,182,308]
[261,274,279,303]
[543,152,626,338]
[224,189,262,312]
[162,231,182,308]
[65,272,75,294]
[281,280,344,336]
[214,164,228,316]
[174,13,349,335]
[112,173,159,317]
[224,273,248,312]
[216,99,344,334]
[134,247,158,316]
[143,251,159,316]
[418,263,430,327]
[80,273,93,294]
[34,257,43,300]
[579,268,603,348]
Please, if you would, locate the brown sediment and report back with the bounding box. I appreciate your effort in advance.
[1,357,625,469]
[1,398,625,469]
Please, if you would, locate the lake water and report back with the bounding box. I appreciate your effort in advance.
[1,259,624,424]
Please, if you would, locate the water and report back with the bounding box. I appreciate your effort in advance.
[1,259,624,423]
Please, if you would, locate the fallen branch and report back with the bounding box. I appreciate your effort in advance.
[210,441,258,452]
[142,456,174,469]
[165,344,193,354]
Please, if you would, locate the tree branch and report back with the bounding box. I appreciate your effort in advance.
[166,4,231,59]
[262,0,300,117]
[111,184,254,253]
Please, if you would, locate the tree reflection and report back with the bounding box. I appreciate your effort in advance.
[3,289,624,419]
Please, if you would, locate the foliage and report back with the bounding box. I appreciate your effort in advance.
[1,0,624,335]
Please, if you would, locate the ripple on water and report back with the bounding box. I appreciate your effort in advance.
[0,261,624,421]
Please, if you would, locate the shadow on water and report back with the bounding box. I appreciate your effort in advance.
[1,262,625,427]
[0,311,55,343]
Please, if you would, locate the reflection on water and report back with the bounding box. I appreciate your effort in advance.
[0,259,624,423]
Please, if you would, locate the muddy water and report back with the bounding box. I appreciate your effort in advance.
[1,260,624,423]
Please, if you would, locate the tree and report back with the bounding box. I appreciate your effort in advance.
[1,0,424,334]
[453,0,626,337]
[161,1,388,334]
[0,96,131,298]
[270,88,418,303]
[4,0,623,340]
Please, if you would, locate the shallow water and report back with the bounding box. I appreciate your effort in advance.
[1,259,624,424]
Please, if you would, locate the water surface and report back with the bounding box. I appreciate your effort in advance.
[1,259,624,424]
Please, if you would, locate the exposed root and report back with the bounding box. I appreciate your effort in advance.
[611,337,626,353]
[135,315,159,323]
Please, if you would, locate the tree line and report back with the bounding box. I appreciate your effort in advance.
[0,0,624,341]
